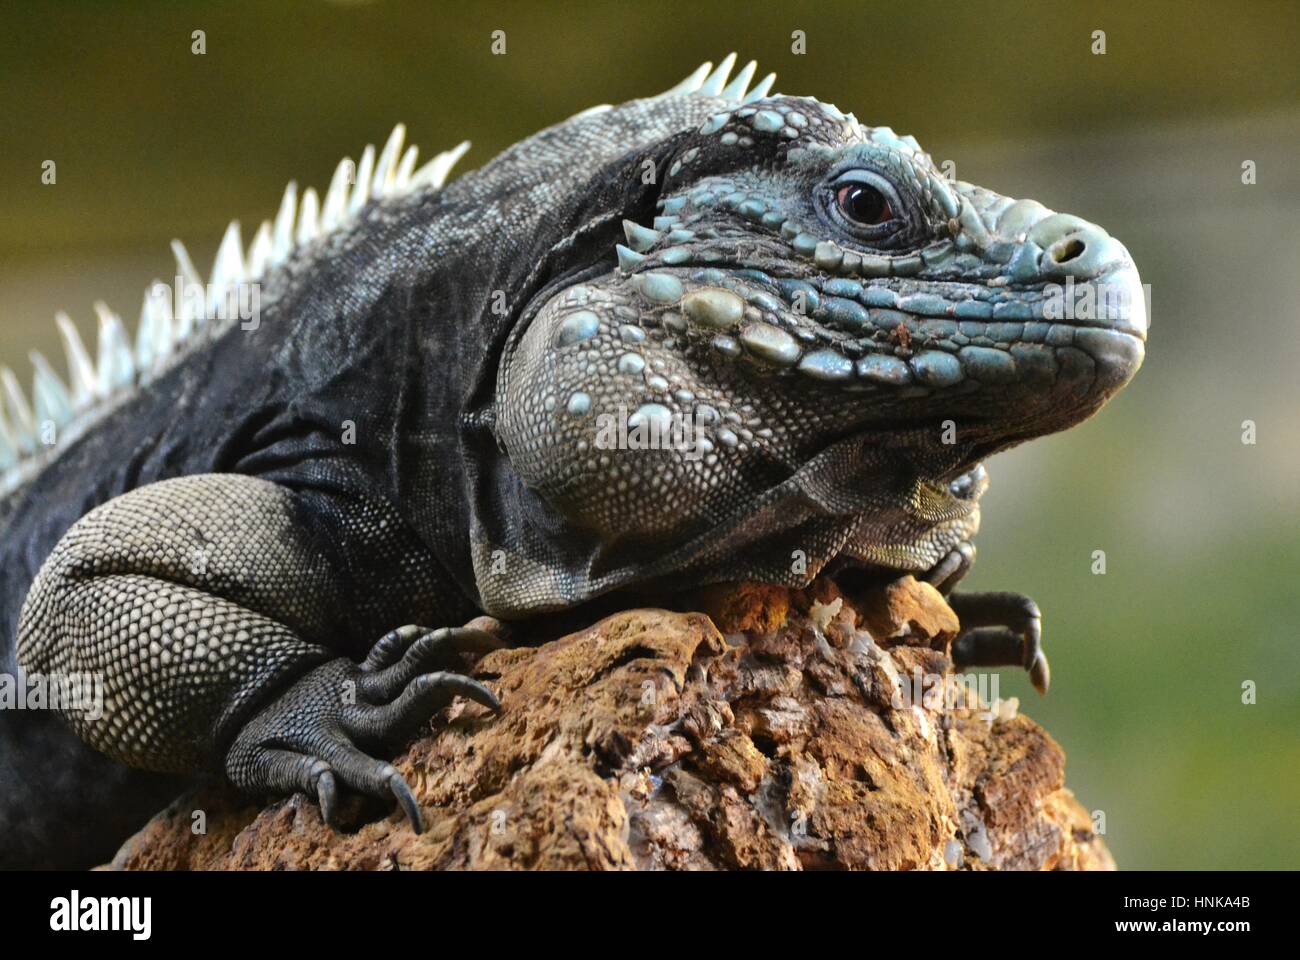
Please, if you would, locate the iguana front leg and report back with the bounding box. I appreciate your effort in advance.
[926,542,1050,694]
[16,473,498,832]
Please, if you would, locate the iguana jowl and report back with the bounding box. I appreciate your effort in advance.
[0,55,1146,867]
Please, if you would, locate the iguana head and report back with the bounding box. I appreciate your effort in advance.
[492,58,1146,610]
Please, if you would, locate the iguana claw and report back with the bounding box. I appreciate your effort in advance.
[388,771,424,833]
[1028,650,1051,695]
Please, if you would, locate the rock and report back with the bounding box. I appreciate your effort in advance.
[105,578,1113,871]
[855,575,961,645]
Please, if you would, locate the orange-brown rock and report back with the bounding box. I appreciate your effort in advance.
[105,580,1113,871]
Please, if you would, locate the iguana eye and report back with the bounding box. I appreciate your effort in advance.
[822,170,907,243]
[836,183,892,226]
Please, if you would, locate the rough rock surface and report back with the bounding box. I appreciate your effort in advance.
[105,578,1114,871]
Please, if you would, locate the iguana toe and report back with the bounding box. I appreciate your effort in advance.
[949,591,1049,695]
[358,624,506,701]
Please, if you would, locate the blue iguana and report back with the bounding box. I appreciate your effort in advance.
[0,55,1145,868]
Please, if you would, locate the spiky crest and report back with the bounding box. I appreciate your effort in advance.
[0,55,775,492]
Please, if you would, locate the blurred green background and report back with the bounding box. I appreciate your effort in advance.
[1,1,1297,868]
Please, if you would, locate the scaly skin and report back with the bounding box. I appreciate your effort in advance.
[1,56,1144,867]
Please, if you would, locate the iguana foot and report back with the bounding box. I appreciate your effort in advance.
[224,624,505,833]
[923,544,1050,694]
[947,592,1049,695]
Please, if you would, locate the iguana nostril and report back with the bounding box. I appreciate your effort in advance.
[1052,237,1086,263]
